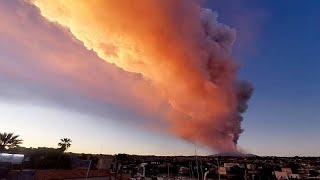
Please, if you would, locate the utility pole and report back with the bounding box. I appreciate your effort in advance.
[216,158,220,180]
[190,161,194,179]
[189,161,192,178]
[114,155,118,180]
[244,169,247,180]
[85,159,92,180]
[200,160,204,180]
[195,144,200,180]
[167,163,170,179]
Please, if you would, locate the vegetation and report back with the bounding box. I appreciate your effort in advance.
[0,135,74,169]
[0,132,23,151]
[26,147,72,169]
[58,138,72,152]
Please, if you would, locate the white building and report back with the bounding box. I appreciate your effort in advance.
[288,174,300,179]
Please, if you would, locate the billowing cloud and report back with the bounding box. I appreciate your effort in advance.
[0,0,167,122]
[0,0,252,153]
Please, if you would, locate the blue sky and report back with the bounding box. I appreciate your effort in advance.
[207,0,320,156]
[0,0,319,156]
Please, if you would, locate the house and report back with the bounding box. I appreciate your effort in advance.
[274,171,289,180]
[97,155,114,170]
[288,174,300,179]
[224,163,239,170]
[281,168,292,175]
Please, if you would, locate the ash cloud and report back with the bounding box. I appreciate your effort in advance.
[0,0,168,123]
[1,0,253,153]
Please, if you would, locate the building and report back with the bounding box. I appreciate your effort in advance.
[97,155,114,170]
[281,168,292,175]
[274,171,289,180]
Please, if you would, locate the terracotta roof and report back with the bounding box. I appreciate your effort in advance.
[35,169,110,180]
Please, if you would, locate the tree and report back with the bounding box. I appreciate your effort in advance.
[58,138,72,152]
[38,152,72,169]
[229,165,245,180]
[0,132,23,151]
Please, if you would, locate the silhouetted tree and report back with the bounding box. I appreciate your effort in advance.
[0,132,23,151]
[288,162,300,174]
[58,138,72,152]
[229,165,245,180]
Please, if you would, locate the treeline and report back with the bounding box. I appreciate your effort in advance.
[0,132,100,170]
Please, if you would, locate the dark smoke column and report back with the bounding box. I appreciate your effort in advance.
[233,81,254,145]
[201,9,254,152]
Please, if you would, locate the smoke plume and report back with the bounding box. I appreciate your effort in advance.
[32,0,253,152]
[0,0,166,123]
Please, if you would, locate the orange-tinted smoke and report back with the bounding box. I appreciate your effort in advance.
[33,0,251,152]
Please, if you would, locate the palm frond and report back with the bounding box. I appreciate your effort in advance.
[58,138,72,151]
[0,132,23,150]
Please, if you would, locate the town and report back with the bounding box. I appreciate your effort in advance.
[1,145,320,179]
[1,0,320,179]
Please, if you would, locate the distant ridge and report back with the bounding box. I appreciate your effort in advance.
[210,152,257,157]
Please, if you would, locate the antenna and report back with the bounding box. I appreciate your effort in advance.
[194,143,200,180]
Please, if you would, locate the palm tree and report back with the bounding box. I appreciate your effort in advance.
[0,132,23,151]
[58,138,72,152]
